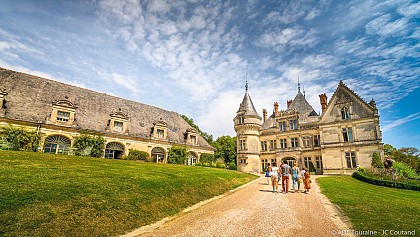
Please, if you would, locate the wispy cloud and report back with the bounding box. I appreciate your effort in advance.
[382,112,420,132]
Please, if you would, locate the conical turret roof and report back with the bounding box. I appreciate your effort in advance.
[237,91,260,117]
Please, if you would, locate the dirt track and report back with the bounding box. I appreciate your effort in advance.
[129,176,354,237]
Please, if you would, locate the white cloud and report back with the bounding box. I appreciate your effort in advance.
[382,112,420,132]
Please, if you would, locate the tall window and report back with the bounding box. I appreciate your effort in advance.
[345,152,357,168]
[291,137,299,147]
[114,121,123,132]
[315,156,323,170]
[239,116,245,124]
[304,157,312,169]
[342,127,354,142]
[240,139,247,150]
[302,136,311,148]
[279,139,287,149]
[341,107,350,120]
[270,140,276,150]
[262,159,269,171]
[313,135,320,147]
[271,159,277,166]
[56,111,70,122]
[289,119,298,130]
[279,121,286,131]
[261,141,268,151]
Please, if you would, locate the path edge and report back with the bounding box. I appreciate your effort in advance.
[121,175,262,237]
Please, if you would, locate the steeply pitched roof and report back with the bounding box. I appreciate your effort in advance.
[0,68,213,150]
[287,91,319,123]
[237,91,261,118]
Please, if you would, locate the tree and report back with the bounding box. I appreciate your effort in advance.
[73,133,105,157]
[212,135,236,164]
[181,115,213,144]
[384,144,397,156]
[384,144,420,174]
[371,152,384,168]
[167,145,187,164]
[0,126,40,151]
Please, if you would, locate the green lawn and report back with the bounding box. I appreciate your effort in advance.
[0,150,257,236]
[318,176,420,236]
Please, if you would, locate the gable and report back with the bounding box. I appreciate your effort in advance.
[320,83,375,124]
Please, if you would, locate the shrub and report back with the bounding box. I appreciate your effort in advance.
[227,162,237,170]
[216,163,226,169]
[127,149,149,161]
[0,126,40,151]
[393,162,419,179]
[195,162,202,166]
[211,163,218,168]
[371,152,384,168]
[352,171,420,191]
[202,162,210,167]
[200,153,215,164]
[73,133,105,157]
[167,146,187,164]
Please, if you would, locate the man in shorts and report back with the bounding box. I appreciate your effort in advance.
[281,161,291,193]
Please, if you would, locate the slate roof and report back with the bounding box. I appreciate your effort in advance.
[237,91,261,118]
[287,91,319,124]
[0,68,213,150]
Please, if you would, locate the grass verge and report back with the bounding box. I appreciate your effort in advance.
[0,150,257,236]
[318,176,420,236]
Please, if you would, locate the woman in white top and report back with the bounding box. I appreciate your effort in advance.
[270,163,279,192]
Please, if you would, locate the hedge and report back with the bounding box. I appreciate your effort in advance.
[352,171,420,191]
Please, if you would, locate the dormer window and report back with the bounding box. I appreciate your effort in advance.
[341,107,350,120]
[50,99,77,125]
[157,129,165,138]
[186,128,198,145]
[289,119,298,130]
[109,109,128,133]
[0,87,7,116]
[114,121,123,132]
[57,111,70,122]
[190,135,197,144]
[239,116,245,124]
[153,119,167,139]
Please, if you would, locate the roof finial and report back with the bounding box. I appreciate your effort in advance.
[303,85,306,98]
[245,73,248,92]
[298,75,301,93]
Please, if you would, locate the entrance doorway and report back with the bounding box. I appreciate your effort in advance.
[281,157,296,167]
[151,147,165,163]
[105,142,124,159]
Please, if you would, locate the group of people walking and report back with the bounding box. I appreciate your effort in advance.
[265,161,311,194]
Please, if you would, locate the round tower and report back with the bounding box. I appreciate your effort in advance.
[234,82,262,173]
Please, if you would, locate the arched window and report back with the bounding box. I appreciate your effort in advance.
[151,147,165,163]
[105,142,124,159]
[44,135,71,154]
[341,107,350,120]
[186,151,198,165]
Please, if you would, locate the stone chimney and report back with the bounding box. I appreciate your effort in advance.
[287,100,292,108]
[263,109,267,122]
[319,93,327,113]
[274,102,279,114]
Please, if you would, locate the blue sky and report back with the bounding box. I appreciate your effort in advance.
[0,0,419,149]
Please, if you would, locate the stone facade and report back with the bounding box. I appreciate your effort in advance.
[0,68,214,163]
[234,81,383,174]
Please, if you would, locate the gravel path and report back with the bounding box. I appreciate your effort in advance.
[131,176,354,237]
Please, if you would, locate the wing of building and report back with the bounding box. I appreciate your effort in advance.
[0,68,214,164]
[234,81,383,174]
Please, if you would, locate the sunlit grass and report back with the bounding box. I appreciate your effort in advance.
[318,176,420,236]
[0,150,257,236]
